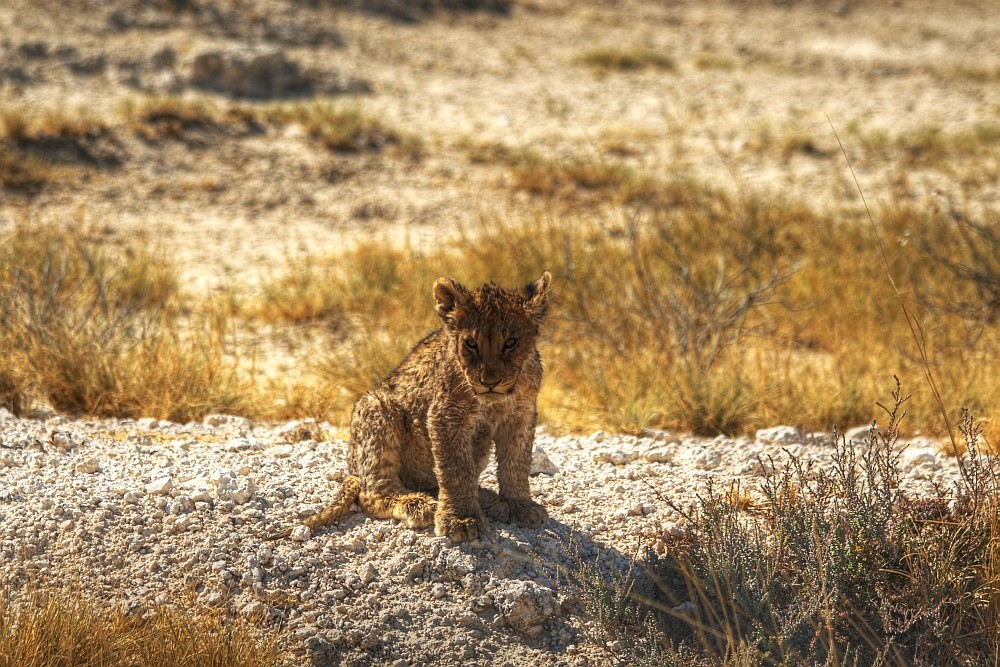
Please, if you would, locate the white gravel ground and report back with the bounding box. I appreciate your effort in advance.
[0,408,966,666]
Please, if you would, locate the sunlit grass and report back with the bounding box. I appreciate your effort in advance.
[0,588,283,667]
[264,100,400,151]
[0,217,252,421]
[251,185,1000,437]
[579,47,677,73]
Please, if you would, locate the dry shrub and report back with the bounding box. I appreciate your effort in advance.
[265,101,399,152]
[0,107,116,194]
[580,47,677,73]
[121,96,263,143]
[581,385,1000,666]
[0,217,251,422]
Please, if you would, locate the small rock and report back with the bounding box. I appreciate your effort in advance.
[214,471,256,504]
[643,429,681,444]
[145,476,173,496]
[593,450,636,466]
[756,426,801,445]
[662,521,685,539]
[74,458,100,474]
[494,580,558,634]
[530,446,559,476]
[359,562,377,584]
[290,525,311,542]
[844,424,873,442]
[241,600,266,618]
[51,431,83,451]
[691,448,722,470]
[641,447,674,463]
[203,414,253,429]
[627,502,652,517]
[270,444,295,458]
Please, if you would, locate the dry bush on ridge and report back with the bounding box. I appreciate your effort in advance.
[0,108,119,194]
[581,383,1000,666]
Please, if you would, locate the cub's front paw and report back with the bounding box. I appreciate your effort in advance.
[435,510,487,543]
[507,498,548,528]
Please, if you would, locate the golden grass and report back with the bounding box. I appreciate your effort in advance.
[0,588,283,667]
[579,47,676,73]
[0,107,110,193]
[0,217,252,421]
[251,185,1000,437]
[501,151,669,207]
[121,96,223,140]
[265,100,400,152]
[4,151,998,438]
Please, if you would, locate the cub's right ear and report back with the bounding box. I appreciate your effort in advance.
[433,277,470,326]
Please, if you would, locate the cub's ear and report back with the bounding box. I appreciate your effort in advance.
[524,271,551,324]
[433,277,471,326]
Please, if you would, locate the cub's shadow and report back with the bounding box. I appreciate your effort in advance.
[303,510,643,667]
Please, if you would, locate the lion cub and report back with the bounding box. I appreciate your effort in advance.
[303,272,551,543]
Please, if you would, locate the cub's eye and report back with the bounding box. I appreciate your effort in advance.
[463,338,478,352]
[503,337,518,351]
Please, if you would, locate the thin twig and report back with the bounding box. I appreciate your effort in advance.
[827,116,965,483]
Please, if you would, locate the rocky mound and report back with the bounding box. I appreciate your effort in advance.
[0,409,964,666]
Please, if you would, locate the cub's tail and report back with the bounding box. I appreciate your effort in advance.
[266,475,361,540]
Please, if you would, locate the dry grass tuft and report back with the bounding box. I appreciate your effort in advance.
[0,107,115,193]
[0,217,252,422]
[0,588,283,667]
[579,47,676,73]
[266,100,400,152]
[121,96,264,143]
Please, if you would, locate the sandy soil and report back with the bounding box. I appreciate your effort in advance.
[2,0,997,294]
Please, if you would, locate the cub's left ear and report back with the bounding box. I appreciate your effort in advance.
[525,271,551,324]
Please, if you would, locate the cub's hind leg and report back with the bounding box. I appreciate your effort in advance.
[358,480,436,528]
[349,392,436,528]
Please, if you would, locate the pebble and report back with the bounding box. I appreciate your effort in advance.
[145,476,173,496]
[74,458,100,474]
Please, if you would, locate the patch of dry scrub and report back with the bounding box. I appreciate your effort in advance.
[0,217,251,421]
[0,587,283,667]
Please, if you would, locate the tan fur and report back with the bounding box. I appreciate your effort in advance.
[301,272,552,543]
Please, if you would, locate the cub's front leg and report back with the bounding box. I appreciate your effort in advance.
[494,413,548,528]
[428,407,487,542]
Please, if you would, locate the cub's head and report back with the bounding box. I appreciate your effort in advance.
[433,272,551,400]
